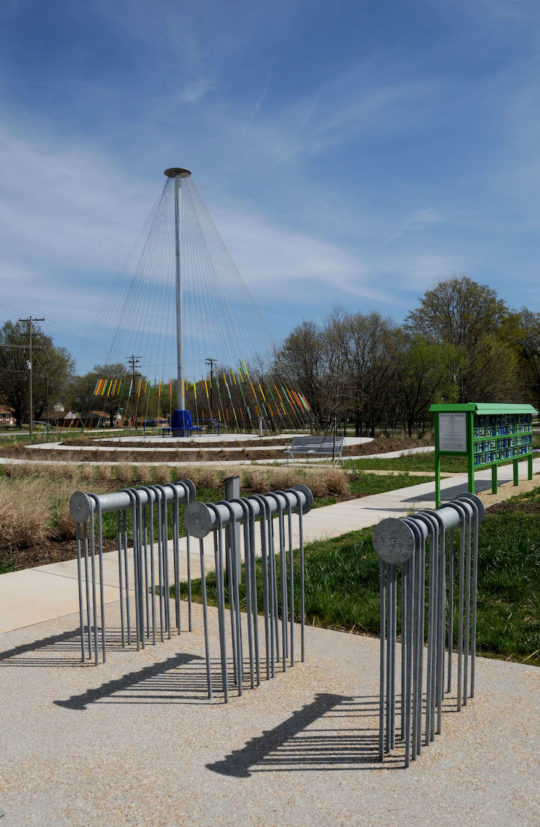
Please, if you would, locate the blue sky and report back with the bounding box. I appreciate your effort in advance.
[0,0,538,373]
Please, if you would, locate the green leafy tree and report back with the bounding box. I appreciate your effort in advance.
[465,332,520,402]
[394,333,456,436]
[0,320,74,426]
[405,276,512,401]
[506,309,540,410]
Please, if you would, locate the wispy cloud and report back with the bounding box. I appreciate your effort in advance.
[177,77,216,104]
[0,124,151,272]
[383,208,443,246]
[251,60,275,116]
[209,74,441,169]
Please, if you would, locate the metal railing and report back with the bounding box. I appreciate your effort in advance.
[69,479,196,666]
[372,493,484,767]
[184,484,313,702]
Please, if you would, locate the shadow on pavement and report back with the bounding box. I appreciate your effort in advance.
[0,628,84,667]
[54,651,206,709]
[207,693,403,775]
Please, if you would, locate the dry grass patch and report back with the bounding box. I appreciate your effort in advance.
[267,467,302,491]
[0,478,51,551]
[152,465,173,484]
[303,466,348,497]
[95,464,112,482]
[185,466,221,490]
[321,466,348,495]
[132,465,153,484]
[242,468,268,493]
[115,464,132,484]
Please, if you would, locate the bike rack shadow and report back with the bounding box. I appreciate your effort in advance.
[54,651,208,709]
[0,626,191,668]
[0,628,85,667]
[53,654,284,709]
[207,693,404,776]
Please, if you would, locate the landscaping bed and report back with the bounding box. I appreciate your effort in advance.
[0,431,433,464]
[0,462,431,572]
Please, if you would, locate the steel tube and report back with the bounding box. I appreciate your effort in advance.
[199,537,212,699]
[250,495,271,680]
[184,485,313,538]
[75,523,85,662]
[379,559,386,761]
[69,479,196,523]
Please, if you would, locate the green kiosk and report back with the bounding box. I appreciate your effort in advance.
[430,402,537,507]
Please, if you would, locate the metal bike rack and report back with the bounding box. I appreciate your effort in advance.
[69,479,196,666]
[184,484,313,702]
[372,493,484,767]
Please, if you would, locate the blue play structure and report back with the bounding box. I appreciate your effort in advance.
[170,409,202,436]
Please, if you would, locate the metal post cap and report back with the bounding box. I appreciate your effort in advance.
[372,518,416,565]
[69,491,93,523]
[184,501,213,538]
[164,167,192,178]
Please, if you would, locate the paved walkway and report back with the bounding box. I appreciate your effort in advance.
[0,459,538,824]
[0,597,538,824]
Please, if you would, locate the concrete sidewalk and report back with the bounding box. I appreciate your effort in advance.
[0,460,539,824]
[0,601,538,825]
[1,458,538,634]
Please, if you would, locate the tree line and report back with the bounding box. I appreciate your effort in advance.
[1,276,538,431]
[273,276,539,435]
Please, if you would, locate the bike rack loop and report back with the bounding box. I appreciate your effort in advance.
[183,485,313,701]
[70,479,196,665]
[372,493,484,768]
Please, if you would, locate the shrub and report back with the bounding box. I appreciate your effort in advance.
[242,468,268,493]
[115,464,132,484]
[268,467,303,491]
[153,465,172,484]
[188,466,221,490]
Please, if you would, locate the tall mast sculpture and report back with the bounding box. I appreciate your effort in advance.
[164,167,192,433]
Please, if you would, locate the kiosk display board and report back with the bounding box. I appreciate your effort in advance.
[438,413,467,453]
[429,402,537,507]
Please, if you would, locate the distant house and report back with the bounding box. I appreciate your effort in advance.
[0,406,15,426]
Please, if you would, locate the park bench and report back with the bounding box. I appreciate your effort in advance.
[286,435,344,459]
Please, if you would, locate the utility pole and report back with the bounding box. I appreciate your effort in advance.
[19,316,44,436]
[127,355,141,428]
[205,357,216,431]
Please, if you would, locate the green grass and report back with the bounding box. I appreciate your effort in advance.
[345,453,457,473]
[178,487,540,666]
[348,472,433,496]
[345,450,538,474]
[474,513,539,662]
